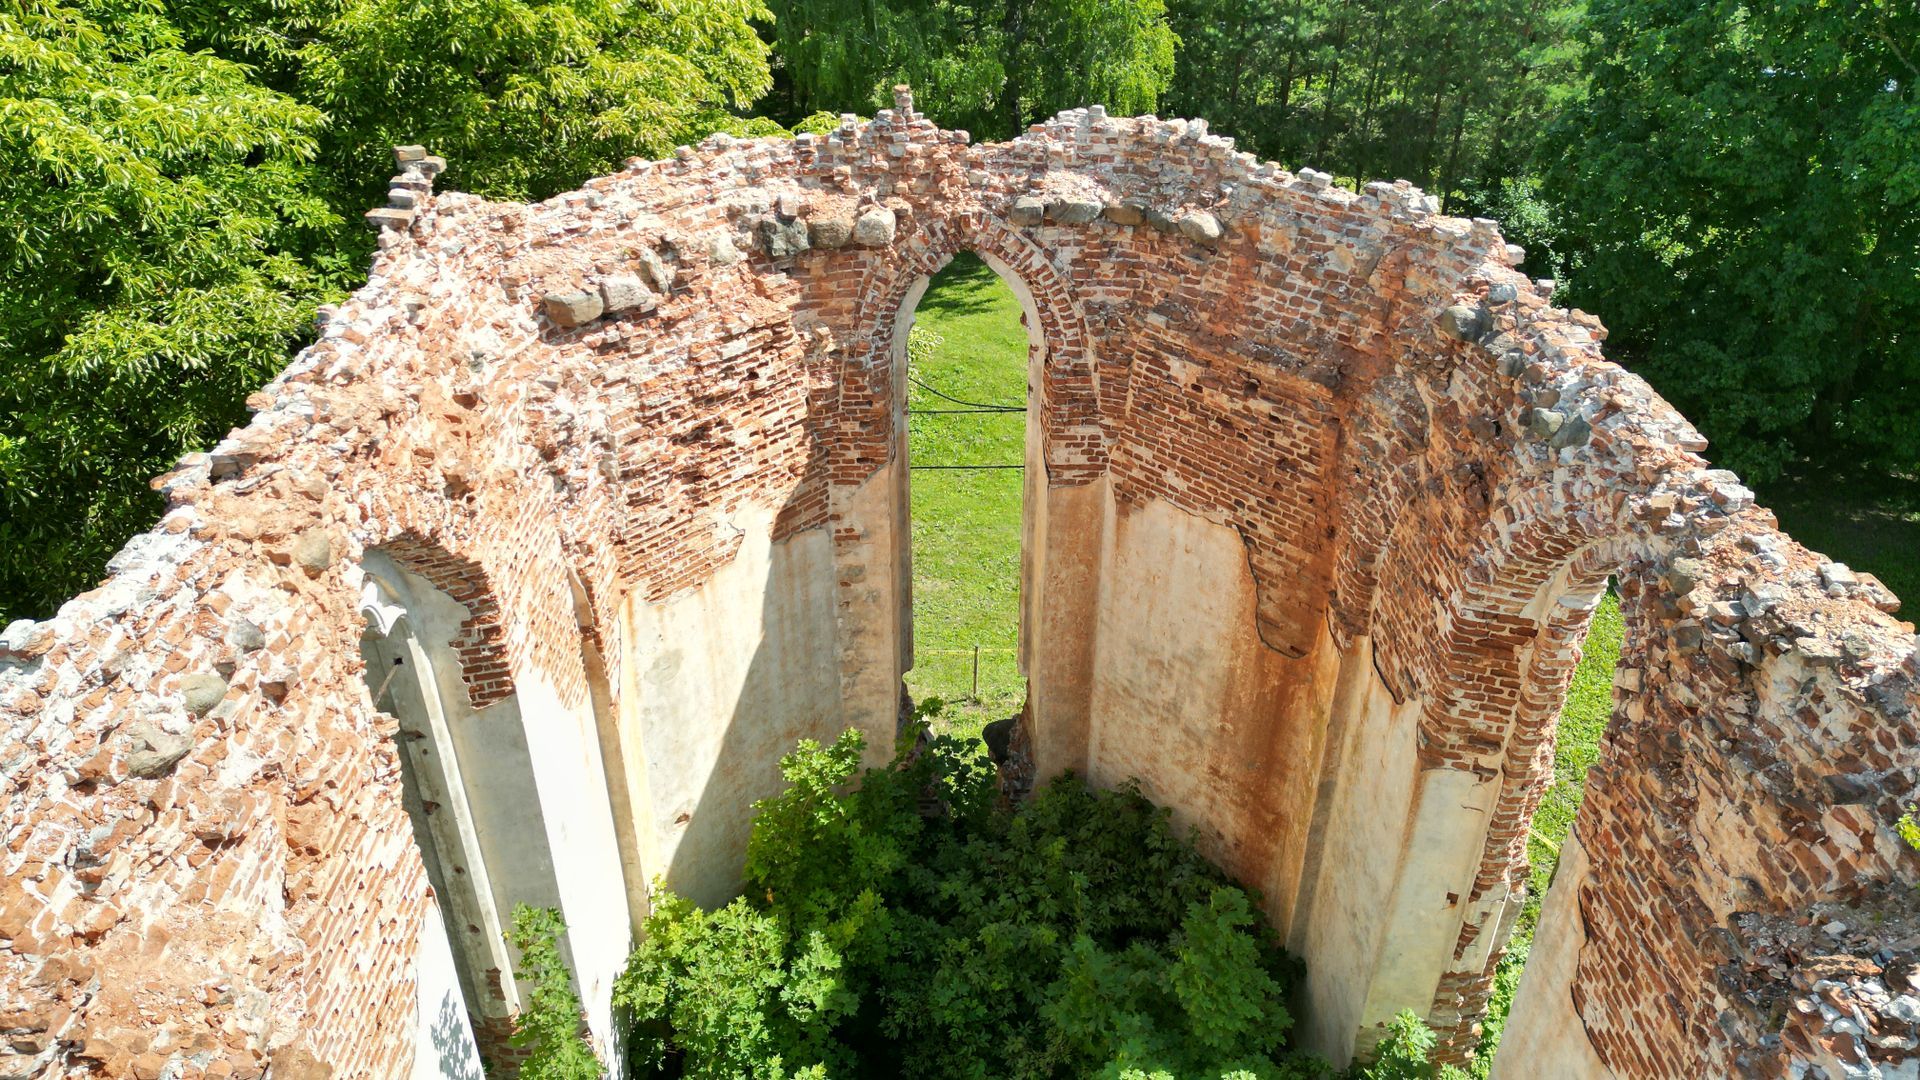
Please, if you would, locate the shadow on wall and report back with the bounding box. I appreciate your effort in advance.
[430,991,485,1080]
[623,484,869,912]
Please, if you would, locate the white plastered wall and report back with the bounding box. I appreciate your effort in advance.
[615,505,853,910]
[1291,635,1428,1063]
[411,898,484,1080]
[1490,834,1616,1079]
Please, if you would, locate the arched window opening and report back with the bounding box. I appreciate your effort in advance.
[900,252,1035,737]
[1476,580,1623,1066]
[358,550,571,1077]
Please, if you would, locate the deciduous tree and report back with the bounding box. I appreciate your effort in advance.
[1540,0,1920,479]
[763,0,1175,140]
[0,0,335,620]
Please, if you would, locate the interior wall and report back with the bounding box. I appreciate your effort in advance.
[614,504,858,910]
[412,898,484,1080]
[1288,637,1426,1061]
[1076,494,1345,936]
[1489,834,1615,1078]
[1024,478,1105,772]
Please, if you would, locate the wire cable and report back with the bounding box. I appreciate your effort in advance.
[908,374,1024,413]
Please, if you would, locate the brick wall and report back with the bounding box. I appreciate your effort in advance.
[2,98,1915,1078]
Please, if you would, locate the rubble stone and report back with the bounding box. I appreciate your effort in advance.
[1176,209,1223,245]
[3,113,1914,1080]
[541,289,603,327]
[808,215,855,249]
[852,206,897,246]
[598,274,655,316]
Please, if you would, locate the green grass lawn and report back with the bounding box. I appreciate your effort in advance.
[1524,594,1624,921]
[903,254,1031,737]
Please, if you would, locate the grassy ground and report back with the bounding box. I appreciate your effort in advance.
[1523,595,1624,923]
[903,254,1031,737]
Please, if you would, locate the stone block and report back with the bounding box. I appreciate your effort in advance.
[852,206,897,246]
[180,674,228,717]
[1436,304,1488,342]
[808,215,855,249]
[1048,197,1102,225]
[363,208,414,232]
[1176,210,1223,246]
[293,527,333,575]
[542,289,604,327]
[1010,197,1045,226]
[707,233,742,267]
[599,274,656,316]
[756,216,810,258]
[635,247,676,292]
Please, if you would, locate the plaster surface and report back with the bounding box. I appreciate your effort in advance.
[2,93,1916,1078]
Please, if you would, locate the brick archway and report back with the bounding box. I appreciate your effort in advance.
[374,531,515,709]
[844,207,1103,486]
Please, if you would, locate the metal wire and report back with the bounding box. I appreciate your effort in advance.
[907,373,1025,468]
[908,374,1024,413]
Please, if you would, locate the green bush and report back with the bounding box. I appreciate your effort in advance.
[506,904,602,1080]
[616,724,1332,1078]
[1350,1012,1471,1080]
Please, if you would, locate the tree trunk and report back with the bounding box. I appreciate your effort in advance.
[1437,90,1471,212]
[1351,3,1391,189]
[1001,0,1033,137]
[1313,9,1350,161]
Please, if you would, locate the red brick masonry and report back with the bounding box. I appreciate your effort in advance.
[1,91,1914,1077]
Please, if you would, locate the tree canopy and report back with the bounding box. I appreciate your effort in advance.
[761,0,1176,140]
[1161,0,1586,212]
[1540,0,1920,481]
[0,0,784,620]
[0,0,335,621]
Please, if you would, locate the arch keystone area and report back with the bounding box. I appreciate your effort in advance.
[2,103,1916,1078]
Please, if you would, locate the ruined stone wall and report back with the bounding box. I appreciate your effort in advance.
[2,93,1917,1078]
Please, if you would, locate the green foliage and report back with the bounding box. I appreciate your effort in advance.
[506,904,603,1080]
[618,724,1317,1078]
[286,0,777,205]
[1,0,784,622]
[617,891,837,1079]
[1467,935,1528,1074]
[1161,0,1585,207]
[1538,0,1920,480]
[1453,174,1577,297]
[168,0,777,206]
[762,0,1175,139]
[0,0,337,621]
[1045,888,1302,1079]
[1351,1012,1470,1080]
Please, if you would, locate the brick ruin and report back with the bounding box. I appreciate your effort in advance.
[3,88,1918,1078]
